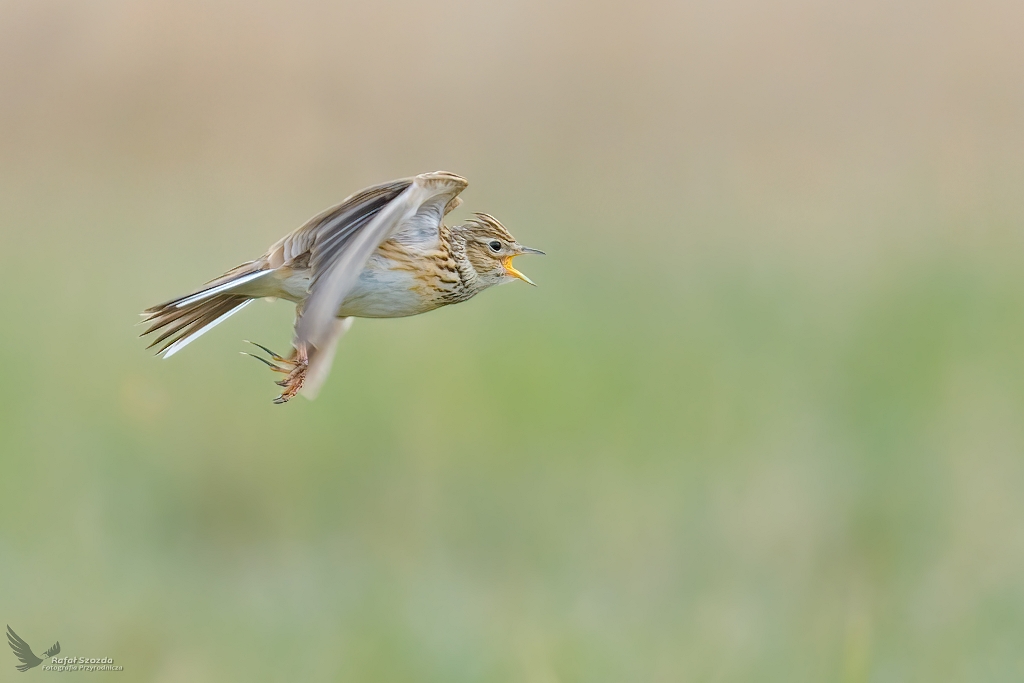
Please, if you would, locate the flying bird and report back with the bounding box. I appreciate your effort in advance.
[7,625,59,672]
[141,171,543,403]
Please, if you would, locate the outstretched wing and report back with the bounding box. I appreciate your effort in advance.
[266,178,414,271]
[295,171,468,350]
[300,317,354,399]
[6,626,42,672]
[43,641,60,658]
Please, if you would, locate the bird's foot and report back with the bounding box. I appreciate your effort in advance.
[242,341,308,404]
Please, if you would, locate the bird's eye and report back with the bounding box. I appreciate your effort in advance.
[488,240,502,252]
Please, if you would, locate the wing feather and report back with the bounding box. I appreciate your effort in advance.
[301,317,354,399]
[269,179,412,270]
[295,171,467,349]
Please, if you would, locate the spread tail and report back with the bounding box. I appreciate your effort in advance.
[141,263,270,358]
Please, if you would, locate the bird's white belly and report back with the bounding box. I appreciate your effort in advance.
[265,254,440,318]
[338,263,436,318]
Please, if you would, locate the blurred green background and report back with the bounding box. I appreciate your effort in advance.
[2,0,1024,680]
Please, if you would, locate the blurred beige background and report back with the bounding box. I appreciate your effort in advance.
[2,0,1024,681]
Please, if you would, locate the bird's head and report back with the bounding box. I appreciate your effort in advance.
[455,213,544,289]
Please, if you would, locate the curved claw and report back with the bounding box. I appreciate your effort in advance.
[240,352,288,373]
[243,340,287,361]
[242,340,307,404]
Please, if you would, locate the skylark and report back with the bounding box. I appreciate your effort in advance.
[141,171,543,403]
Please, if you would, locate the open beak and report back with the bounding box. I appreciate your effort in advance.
[503,246,545,286]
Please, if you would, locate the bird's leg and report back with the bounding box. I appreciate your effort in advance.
[241,341,309,404]
[272,343,308,404]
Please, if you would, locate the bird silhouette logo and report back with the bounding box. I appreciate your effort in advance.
[6,626,59,672]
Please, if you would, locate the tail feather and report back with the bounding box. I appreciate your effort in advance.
[142,294,253,357]
[142,262,270,357]
[144,296,236,350]
[142,261,267,315]
[142,301,210,340]
[161,299,253,358]
[171,269,270,309]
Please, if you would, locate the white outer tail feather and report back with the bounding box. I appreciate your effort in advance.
[162,299,254,358]
[173,270,270,309]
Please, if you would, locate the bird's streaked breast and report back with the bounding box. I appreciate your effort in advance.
[336,249,460,318]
